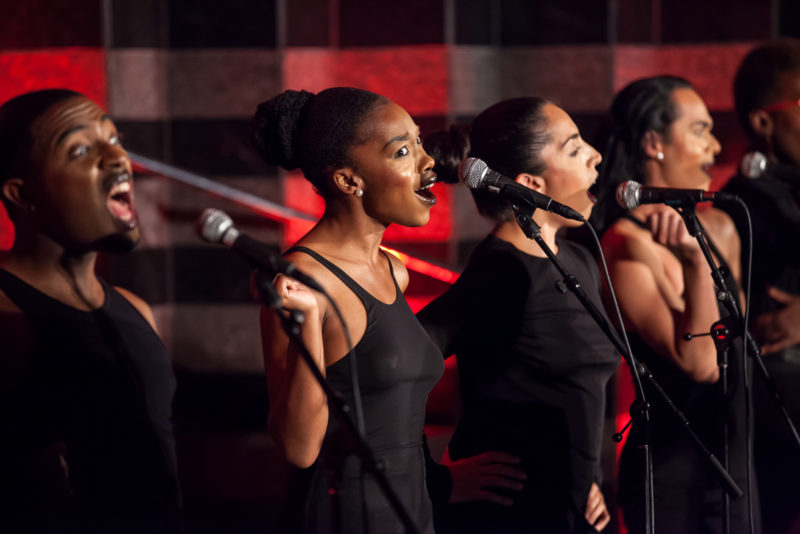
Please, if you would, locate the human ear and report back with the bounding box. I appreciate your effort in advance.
[515,173,546,194]
[332,168,365,197]
[1,178,35,212]
[748,109,774,140]
[642,130,665,160]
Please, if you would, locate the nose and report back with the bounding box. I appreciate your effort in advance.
[420,148,435,174]
[588,145,602,168]
[709,133,721,156]
[101,141,130,171]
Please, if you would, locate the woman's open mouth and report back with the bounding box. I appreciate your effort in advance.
[106,173,137,228]
[414,178,437,206]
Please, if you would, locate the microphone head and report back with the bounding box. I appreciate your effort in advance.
[196,208,234,244]
[740,151,768,179]
[459,157,489,189]
[615,180,642,210]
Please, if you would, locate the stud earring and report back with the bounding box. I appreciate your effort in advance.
[656,152,664,161]
[356,189,364,197]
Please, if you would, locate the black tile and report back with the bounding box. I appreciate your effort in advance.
[97,248,171,305]
[0,0,103,49]
[286,0,330,46]
[171,119,272,176]
[339,0,445,47]
[710,111,748,165]
[455,0,497,45]
[779,0,800,38]
[173,245,274,303]
[115,120,169,162]
[662,0,771,43]
[109,0,166,48]
[499,0,607,46]
[173,371,268,430]
[616,0,654,43]
[169,0,277,48]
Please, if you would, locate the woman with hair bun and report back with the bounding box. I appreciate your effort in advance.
[252,87,443,534]
[418,97,617,533]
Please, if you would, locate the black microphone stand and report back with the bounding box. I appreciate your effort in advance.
[675,203,800,454]
[511,204,743,534]
[253,269,420,534]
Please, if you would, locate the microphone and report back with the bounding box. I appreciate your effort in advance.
[740,151,800,184]
[615,180,737,210]
[458,157,585,221]
[196,208,324,293]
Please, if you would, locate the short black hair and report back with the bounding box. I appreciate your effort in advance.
[424,97,551,222]
[0,88,84,187]
[734,38,800,141]
[251,87,388,198]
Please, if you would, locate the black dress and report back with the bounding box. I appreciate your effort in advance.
[0,269,180,533]
[286,247,444,534]
[616,219,758,534]
[418,235,619,533]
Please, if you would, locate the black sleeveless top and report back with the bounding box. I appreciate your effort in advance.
[0,269,180,533]
[286,247,443,534]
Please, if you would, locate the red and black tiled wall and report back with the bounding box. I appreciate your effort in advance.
[1,0,797,529]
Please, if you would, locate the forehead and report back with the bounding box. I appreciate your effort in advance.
[31,96,109,148]
[670,88,711,122]
[543,104,578,144]
[361,101,415,142]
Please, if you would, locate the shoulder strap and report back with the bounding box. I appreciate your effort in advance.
[285,246,373,304]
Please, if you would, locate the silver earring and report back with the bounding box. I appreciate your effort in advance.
[356,188,364,197]
[656,152,664,161]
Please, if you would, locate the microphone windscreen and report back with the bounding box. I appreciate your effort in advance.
[740,151,768,179]
[459,157,488,189]
[615,180,642,210]
[197,208,233,244]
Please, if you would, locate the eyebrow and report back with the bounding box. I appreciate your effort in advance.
[382,125,421,150]
[560,132,579,149]
[692,119,712,128]
[55,114,112,147]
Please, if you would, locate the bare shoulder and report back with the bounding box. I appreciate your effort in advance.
[601,219,655,263]
[114,286,158,333]
[698,207,738,244]
[384,251,409,292]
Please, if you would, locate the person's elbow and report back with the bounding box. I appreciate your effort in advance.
[683,361,720,383]
[269,418,323,468]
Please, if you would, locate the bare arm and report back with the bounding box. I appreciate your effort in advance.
[605,210,720,382]
[261,274,328,468]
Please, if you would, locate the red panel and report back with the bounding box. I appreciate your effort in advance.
[283,46,449,116]
[0,48,107,108]
[614,44,754,111]
[0,48,107,251]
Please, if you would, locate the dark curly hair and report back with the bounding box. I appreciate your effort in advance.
[734,38,800,142]
[251,87,388,198]
[0,88,84,187]
[591,75,692,233]
[424,97,551,222]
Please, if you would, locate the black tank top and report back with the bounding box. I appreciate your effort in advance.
[0,269,180,532]
[286,247,443,534]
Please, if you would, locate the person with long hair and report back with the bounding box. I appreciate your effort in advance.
[418,97,617,533]
[0,89,180,532]
[252,87,443,534]
[591,75,755,533]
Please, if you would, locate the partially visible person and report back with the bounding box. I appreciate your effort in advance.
[0,89,180,532]
[722,38,800,534]
[419,97,617,533]
[592,75,756,533]
[252,87,443,534]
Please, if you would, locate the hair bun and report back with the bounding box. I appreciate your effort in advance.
[251,89,314,170]
[423,124,470,184]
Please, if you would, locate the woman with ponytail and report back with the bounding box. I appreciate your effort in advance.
[591,76,754,533]
[252,87,443,534]
[418,98,617,533]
